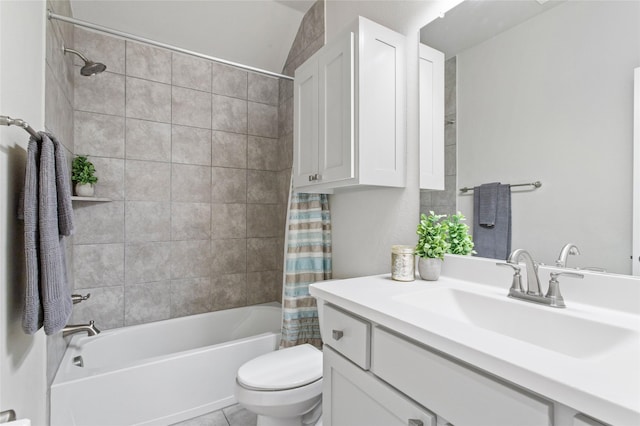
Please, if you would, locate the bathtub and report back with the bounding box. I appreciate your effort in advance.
[51,304,282,426]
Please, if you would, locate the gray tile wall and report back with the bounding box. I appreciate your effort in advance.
[45,0,75,388]
[420,56,457,217]
[71,27,287,330]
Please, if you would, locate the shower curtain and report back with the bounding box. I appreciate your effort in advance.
[280,189,331,349]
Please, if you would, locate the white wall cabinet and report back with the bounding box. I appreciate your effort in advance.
[293,17,406,193]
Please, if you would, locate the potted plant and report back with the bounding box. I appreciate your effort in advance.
[72,155,98,197]
[446,212,475,256]
[415,211,450,280]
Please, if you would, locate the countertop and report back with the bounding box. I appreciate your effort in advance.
[310,267,640,425]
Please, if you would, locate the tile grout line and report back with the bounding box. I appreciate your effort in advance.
[122,39,128,328]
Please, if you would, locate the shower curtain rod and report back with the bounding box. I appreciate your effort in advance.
[47,10,294,81]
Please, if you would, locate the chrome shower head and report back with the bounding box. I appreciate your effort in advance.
[63,46,107,76]
[80,61,107,76]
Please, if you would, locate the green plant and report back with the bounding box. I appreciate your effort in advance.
[72,155,98,185]
[446,212,475,255]
[415,211,450,260]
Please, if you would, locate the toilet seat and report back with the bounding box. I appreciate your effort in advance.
[237,344,322,391]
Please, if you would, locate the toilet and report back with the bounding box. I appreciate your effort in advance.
[234,343,323,426]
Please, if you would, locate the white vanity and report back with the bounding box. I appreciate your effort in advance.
[309,255,640,426]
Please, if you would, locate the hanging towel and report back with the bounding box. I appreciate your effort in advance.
[280,185,331,350]
[473,183,511,260]
[477,182,499,227]
[20,132,75,335]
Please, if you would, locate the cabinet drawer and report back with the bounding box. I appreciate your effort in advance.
[324,304,370,369]
[372,327,553,426]
[324,345,436,426]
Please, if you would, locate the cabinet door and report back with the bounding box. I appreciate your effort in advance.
[419,42,445,190]
[318,32,354,184]
[358,17,406,187]
[324,346,437,426]
[293,55,319,187]
[372,327,553,426]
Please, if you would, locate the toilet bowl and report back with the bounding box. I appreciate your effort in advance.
[234,344,323,426]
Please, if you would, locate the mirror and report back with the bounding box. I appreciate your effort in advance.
[419,0,640,275]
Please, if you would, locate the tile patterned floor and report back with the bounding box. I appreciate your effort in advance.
[171,405,257,426]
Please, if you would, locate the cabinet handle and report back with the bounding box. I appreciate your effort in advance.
[308,174,322,182]
[332,329,344,340]
[408,420,423,426]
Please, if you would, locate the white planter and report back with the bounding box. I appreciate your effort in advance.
[75,183,94,197]
[418,257,442,281]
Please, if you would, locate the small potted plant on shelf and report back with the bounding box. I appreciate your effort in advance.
[446,212,476,256]
[415,211,450,281]
[72,155,98,197]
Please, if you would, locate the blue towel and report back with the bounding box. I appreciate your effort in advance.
[473,183,511,260]
[477,182,499,227]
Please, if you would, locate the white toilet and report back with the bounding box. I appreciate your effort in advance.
[234,343,323,426]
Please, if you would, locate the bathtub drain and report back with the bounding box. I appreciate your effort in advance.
[73,356,84,367]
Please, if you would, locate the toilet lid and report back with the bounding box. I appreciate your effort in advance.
[237,344,322,391]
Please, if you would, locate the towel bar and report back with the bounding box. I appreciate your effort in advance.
[459,181,542,193]
[0,115,41,141]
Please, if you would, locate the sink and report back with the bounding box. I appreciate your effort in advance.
[394,288,638,358]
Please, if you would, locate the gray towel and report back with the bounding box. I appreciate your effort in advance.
[473,183,511,260]
[477,182,499,227]
[21,132,74,335]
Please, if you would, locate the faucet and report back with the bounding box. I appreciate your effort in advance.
[555,243,580,267]
[507,249,542,296]
[498,249,584,308]
[62,320,100,338]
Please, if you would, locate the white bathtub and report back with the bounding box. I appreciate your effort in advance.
[51,304,282,426]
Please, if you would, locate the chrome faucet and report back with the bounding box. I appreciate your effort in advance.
[497,249,584,308]
[507,249,542,296]
[62,320,100,338]
[556,243,580,267]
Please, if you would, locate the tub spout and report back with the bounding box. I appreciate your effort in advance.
[62,320,100,338]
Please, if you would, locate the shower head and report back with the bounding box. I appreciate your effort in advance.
[63,46,107,76]
[80,60,107,76]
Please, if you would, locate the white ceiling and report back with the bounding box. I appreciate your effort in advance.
[420,0,565,59]
[70,0,316,74]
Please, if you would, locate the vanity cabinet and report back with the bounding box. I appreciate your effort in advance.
[372,327,553,426]
[293,17,406,193]
[321,303,554,426]
[324,345,437,426]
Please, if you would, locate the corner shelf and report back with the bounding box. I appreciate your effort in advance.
[71,196,112,202]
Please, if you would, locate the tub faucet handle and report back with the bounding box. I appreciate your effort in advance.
[72,293,91,304]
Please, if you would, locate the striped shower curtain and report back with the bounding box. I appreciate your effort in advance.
[280,191,331,349]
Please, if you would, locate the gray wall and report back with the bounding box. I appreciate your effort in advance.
[45,0,75,387]
[420,56,457,217]
[70,28,287,330]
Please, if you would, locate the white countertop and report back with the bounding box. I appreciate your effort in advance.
[310,264,640,425]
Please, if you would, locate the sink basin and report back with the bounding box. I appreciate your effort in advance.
[394,288,638,358]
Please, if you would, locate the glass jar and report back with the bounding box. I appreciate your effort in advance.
[391,245,415,282]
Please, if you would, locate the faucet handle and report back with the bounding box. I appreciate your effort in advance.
[550,271,584,280]
[496,262,524,293]
[496,262,520,272]
[546,272,584,308]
